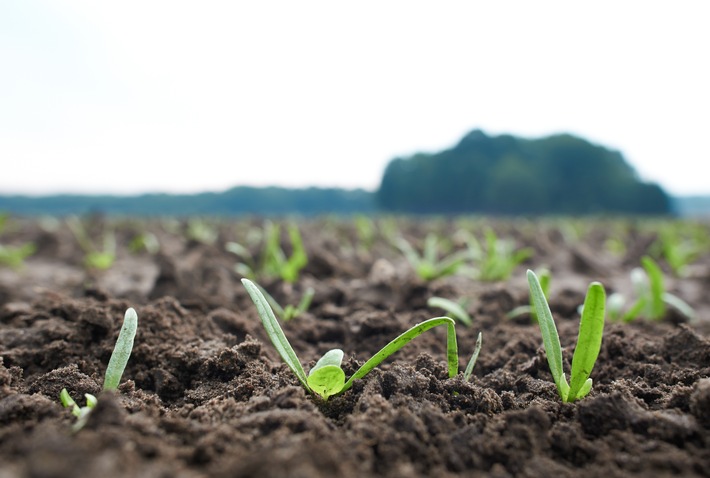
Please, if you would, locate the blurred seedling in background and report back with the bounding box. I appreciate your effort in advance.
[354,214,376,252]
[0,213,36,269]
[508,268,551,322]
[607,256,694,322]
[427,296,472,327]
[649,223,709,278]
[396,233,470,281]
[461,228,533,281]
[60,308,138,431]
[66,216,116,270]
[528,270,605,403]
[227,221,308,284]
[257,283,315,321]
[186,218,219,245]
[242,278,482,400]
[128,231,160,255]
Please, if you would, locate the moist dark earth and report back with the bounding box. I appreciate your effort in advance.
[1,216,709,477]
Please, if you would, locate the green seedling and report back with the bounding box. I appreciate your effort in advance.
[66,216,116,270]
[0,213,36,268]
[651,225,708,278]
[608,256,694,322]
[243,278,480,400]
[463,228,532,281]
[60,307,138,430]
[0,242,36,269]
[258,284,315,321]
[128,232,160,254]
[395,233,470,281]
[508,268,551,322]
[227,221,308,284]
[354,215,376,252]
[528,270,605,403]
[186,218,219,245]
[427,296,472,326]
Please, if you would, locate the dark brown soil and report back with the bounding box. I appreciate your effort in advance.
[1,216,709,477]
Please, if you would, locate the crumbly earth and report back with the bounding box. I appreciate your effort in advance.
[1,216,709,477]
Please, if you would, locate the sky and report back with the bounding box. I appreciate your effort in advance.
[1,1,708,197]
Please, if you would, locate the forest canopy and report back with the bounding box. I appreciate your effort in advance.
[376,130,670,215]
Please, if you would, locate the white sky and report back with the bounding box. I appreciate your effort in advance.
[1,1,708,196]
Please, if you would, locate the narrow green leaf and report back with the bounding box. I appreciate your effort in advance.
[340,317,458,394]
[427,296,472,326]
[242,279,310,391]
[296,287,315,315]
[641,256,666,320]
[463,332,482,382]
[527,269,567,399]
[103,308,138,390]
[567,282,605,402]
[662,292,695,321]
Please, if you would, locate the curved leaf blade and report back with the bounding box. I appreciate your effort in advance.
[242,278,309,391]
[527,269,567,399]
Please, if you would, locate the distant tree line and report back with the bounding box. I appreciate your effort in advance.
[377,130,671,215]
[0,187,376,216]
[1,130,676,216]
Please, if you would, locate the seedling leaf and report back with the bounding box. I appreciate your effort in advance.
[427,296,472,326]
[567,282,605,402]
[242,278,309,389]
[527,270,566,398]
[341,316,458,394]
[307,349,346,399]
[641,256,665,320]
[463,332,482,382]
[103,308,138,390]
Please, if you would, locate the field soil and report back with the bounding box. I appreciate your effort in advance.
[1,216,709,477]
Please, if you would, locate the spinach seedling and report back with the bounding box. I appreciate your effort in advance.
[66,216,116,270]
[227,221,308,284]
[60,307,138,430]
[395,233,470,281]
[0,243,36,269]
[243,278,480,400]
[0,213,36,268]
[608,256,694,322]
[463,228,532,281]
[528,270,605,403]
[651,224,708,278]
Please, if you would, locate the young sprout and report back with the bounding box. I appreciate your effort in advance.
[0,243,36,269]
[128,232,160,255]
[243,279,480,400]
[60,308,138,430]
[609,256,694,322]
[463,228,533,281]
[227,221,308,284]
[651,224,708,277]
[354,215,376,252]
[427,296,472,326]
[186,218,219,245]
[395,233,470,281]
[463,332,482,382]
[66,216,116,270]
[528,270,605,403]
[258,284,315,321]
